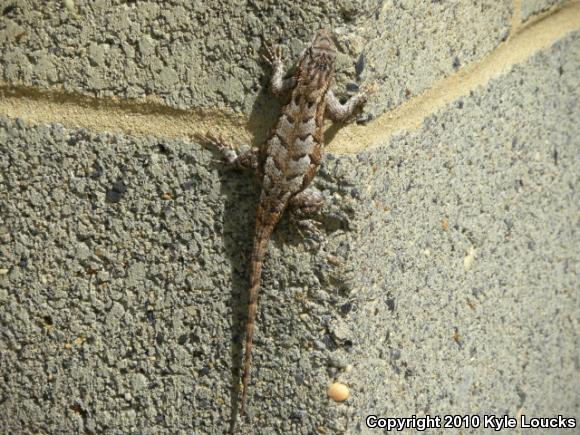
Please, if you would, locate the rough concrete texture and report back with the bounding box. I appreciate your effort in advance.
[1,18,579,432]
[339,31,579,432]
[0,0,511,119]
[0,116,361,433]
[521,0,565,20]
[355,0,512,117]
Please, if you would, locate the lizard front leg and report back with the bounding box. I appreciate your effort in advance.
[200,133,259,172]
[263,43,296,97]
[325,83,377,122]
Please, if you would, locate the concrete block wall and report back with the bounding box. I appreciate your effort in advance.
[1,1,578,433]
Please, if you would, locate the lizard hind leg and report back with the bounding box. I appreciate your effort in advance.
[199,133,259,172]
[289,189,324,240]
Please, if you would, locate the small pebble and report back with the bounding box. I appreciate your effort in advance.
[328,382,349,402]
[464,246,476,270]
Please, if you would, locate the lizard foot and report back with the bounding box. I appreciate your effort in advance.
[196,132,259,171]
[262,42,284,66]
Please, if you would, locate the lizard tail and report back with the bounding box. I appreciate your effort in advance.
[240,218,276,416]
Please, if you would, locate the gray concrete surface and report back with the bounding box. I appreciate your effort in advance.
[341,31,579,432]
[1,17,578,432]
[357,0,512,116]
[1,0,511,120]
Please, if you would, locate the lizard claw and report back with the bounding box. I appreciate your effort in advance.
[205,132,224,147]
[209,134,230,153]
[262,41,284,66]
[294,218,324,243]
[194,131,214,146]
[196,131,239,165]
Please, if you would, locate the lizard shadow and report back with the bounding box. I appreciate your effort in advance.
[212,81,291,431]
[212,165,259,431]
[212,171,335,432]
[215,166,314,433]
[193,50,289,431]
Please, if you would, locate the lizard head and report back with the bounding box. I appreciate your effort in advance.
[310,28,337,62]
[298,29,337,88]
